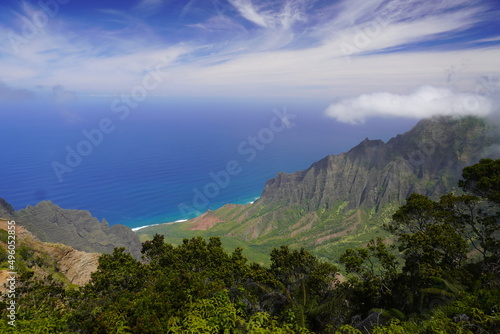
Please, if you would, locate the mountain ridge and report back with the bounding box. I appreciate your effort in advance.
[138,116,500,262]
[0,200,142,260]
[0,219,100,287]
[259,116,496,210]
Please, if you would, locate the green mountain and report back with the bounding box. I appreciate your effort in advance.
[138,116,500,263]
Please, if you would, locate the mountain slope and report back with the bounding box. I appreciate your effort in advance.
[0,220,99,288]
[1,200,142,260]
[138,116,500,262]
[259,115,493,210]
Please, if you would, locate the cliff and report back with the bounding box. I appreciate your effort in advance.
[259,116,495,211]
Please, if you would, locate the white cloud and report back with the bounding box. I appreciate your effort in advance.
[229,0,269,28]
[335,7,479,57]
[324,86,494,124]
[0,0,498,99]
[228,0,306,29]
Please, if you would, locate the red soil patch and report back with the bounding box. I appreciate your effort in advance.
[187,211,225,230]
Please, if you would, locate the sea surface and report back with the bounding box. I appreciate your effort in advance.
[1,97,418,229]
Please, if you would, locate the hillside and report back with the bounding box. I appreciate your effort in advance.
[0,219,99,288]
[138,116,500,262]
[0,200,142,260]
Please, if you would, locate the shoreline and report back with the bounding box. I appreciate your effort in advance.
[131,219,188,232]
[131,197,259,232]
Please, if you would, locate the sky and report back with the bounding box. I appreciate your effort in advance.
[0,0,499,123]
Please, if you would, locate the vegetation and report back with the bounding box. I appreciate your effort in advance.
[1,159,499,332]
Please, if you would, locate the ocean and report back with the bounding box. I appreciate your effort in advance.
[1,97,418,229]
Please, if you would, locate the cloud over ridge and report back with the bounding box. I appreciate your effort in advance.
[325,86,494,124]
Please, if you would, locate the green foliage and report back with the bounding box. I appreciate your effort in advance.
[56,236,338,333]
[334,325,363,334]
[339,238,399,316]
[459,158,500,203]
[336,159,500,332]
[0,246,8,265]
[0,229,8,243]
[3,160,500,333]
[268,246,339,331]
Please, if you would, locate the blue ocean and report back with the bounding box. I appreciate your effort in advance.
[1,97,417,229]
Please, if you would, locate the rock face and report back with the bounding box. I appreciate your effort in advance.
[259,116,498,211]
[12,201,142,260]
[49,245,101,286]
[0,220,100,286]
[0,198,15,219]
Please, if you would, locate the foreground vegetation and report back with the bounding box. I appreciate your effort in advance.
[1,159,500,333]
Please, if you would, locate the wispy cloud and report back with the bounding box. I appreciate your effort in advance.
[227,0,306,29]
[229,0,269,28]
[0,0,498,100]
[133,0,165,17]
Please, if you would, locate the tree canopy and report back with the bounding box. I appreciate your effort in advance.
[1,159,500,333]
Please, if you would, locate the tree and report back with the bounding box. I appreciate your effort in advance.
[339,238,399,315]
[269,246,339,331]
[456,159,500,265]
[459,158,500,204]
[388,194,469,279]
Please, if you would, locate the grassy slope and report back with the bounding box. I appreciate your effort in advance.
[136,200,401,265]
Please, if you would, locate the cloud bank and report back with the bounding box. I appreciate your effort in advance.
[325,86,494,124]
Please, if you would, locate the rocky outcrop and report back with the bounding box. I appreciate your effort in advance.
[0,220,100,286]
[46,244,100,286]
[11,201,142,260]
[0,198,15,219]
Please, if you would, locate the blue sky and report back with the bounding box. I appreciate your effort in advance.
[1,0,499,122]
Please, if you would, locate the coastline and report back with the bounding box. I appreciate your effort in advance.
[131,219,187,232]
[131,197,259,232]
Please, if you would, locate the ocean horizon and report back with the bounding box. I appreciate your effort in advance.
[1,97,418,229]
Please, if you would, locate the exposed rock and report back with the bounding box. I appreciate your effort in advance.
[46,245,100,286]
[0,220,100,287]
[13,201,142,260]
[0,198,15,219]
[259,116,498,211]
